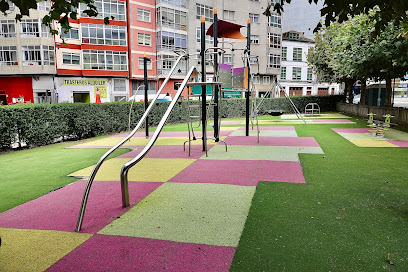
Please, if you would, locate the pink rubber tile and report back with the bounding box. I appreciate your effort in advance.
[332,128,372,133]
[313,119,354,123]
[387,140,408,147]
[222,136,320,147]
[117,145,213,159]
[238,126,296,131]
[46,234,235,272]
[111,131,232,138]
[168,159,305,186]
[0,180,162,233]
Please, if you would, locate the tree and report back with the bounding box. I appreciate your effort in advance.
[265,0,408,37]
[307,9,408,106]
[0,0,103,34]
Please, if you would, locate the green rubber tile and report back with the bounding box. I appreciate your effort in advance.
[98,183,256,247]
[384,130,408,141]
[0,228,92,272]
[229,130,298,137]
[69,158,195,182]
[337,132,381,141]
[200,145,323,161]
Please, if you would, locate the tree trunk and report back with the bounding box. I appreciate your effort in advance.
[385,74,392,107]
[360,79,366,105]
[345,79,354,103]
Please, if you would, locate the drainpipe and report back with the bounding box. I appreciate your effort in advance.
[126,0,133,97]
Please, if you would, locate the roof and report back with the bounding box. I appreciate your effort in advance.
[282,30,315,43]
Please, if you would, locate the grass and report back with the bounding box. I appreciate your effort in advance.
[0,136,129,213]
[230,117,408,271]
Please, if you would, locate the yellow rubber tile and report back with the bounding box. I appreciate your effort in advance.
[69,158,195,182]
[349,140,398,147]
[72,136,226,147]
[0,228,92,272]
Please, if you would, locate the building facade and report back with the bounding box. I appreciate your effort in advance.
[278,30,340,97]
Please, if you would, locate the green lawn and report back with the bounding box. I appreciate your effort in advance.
[0,137,129,213]
[230,118,408,271]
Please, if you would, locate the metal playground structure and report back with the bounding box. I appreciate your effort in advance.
[75,9,304,232]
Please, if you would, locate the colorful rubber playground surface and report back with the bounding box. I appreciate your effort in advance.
[1,113,408,271]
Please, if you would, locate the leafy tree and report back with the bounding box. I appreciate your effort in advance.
[266,0,408,37]
[307,10,408,106]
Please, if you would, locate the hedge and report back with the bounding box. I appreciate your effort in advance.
[0,95,343,150]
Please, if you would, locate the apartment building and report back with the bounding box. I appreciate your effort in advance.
[278,30,340,96]
[0,1,55,105]
[0,0,283,104]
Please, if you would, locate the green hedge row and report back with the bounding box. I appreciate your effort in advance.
[0,95,343,150]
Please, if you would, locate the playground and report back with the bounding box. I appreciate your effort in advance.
[1,112,408,271]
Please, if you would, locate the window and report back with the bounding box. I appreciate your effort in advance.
[37,1,51,11]
[81,24,126,46]
[224,10,234,20]
[81,0,126,21]
[249,0,259,2]
[20,19,39,37]
[0,20,16,38]
[268,33,281,48]
[253,75,260,83]
[138,33,151,46]
[289,32,300,40]
[62,52,80,65]
[307,68,313,81]
[196,4,213,22]
[137,8,150,22]
[83,50,127,70]
[156,7,187,31]
[5,1,15,12]
[61,27,79,40]
[249,13,259,23]
[268,13,281,28]
[138,57,152,70]
[158,31,187,50]
[263,76,270,85]
[282,47,287,60]
[0,46,17,66]
[223,54,232,64]
[293,48,302,61]
[196,27,213,44]
[293,67,302,80]
[21,46,41,65]
[267,54,280,68]
[157,0,187,8]
[281,67,286,80]
[249,56,258,65]
[114,79,126,92]
[250,35,259,44]
[174,82,182,90]
[41,45,55,65]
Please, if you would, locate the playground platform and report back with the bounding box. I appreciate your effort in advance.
[2,114,408,271]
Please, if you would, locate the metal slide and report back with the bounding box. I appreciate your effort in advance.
[75,54,192,232]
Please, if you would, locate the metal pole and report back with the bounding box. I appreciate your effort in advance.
[213,8,219,141]
[201,15,207,152]
[245,18,251,136]
[144,53,149,137]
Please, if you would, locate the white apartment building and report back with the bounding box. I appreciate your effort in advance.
[278,30,340,97]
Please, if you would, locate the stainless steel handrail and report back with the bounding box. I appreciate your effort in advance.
[119,66,196,205]
[75,54,188,232]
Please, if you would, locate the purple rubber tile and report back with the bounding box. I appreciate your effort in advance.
[222,136,320,147]
[313,119,354,123]
[168,159,305,186]
[332,128,372,133]
[0,180,162,233]
[111,131,233,138]
[387,140,408,147]
[117,145,213,159]
[46,234,235,272]
[238,126,296,131]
